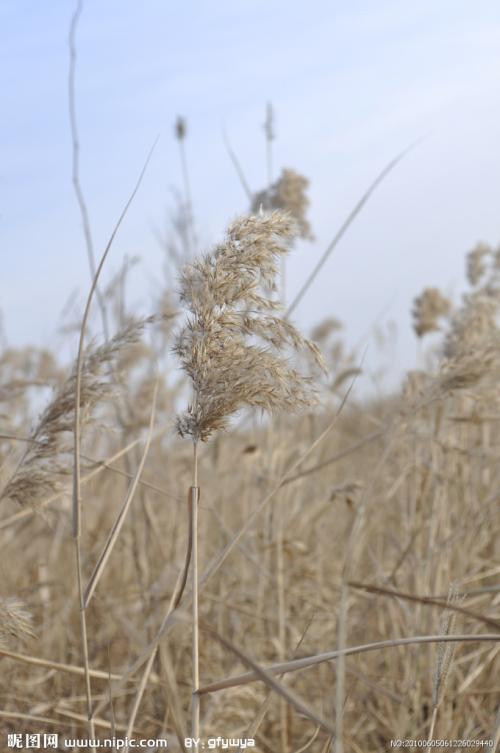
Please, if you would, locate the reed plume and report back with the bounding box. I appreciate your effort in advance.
[428,585,461,741]
[412,287,451,338]
[443,292,497,359]
[174,211,324,442]
[0,318,153,509]
[0,597,34,650]
[252,168,314,241]
[466,242,491,287]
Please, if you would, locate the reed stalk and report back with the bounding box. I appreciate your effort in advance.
[191,442,200,737]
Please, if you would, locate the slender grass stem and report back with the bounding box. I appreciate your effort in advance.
[191,441,200,737]
[428,706,438,742]
[74,539,96,742]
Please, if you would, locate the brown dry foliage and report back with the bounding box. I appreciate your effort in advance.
[0,231,498,750]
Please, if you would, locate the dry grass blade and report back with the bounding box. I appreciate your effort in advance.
[203,624,336,736]
[83,379,159,608]
[68,0,109,340]
[71,138,157,739]
[197,634,500,695]
[0,711,74,728]
[295,725,321,753]
[283,427,387,485]
[82,452,182,503]
[55,707,146,734]
[172,489,195,611]
[285,138,425,317]
[72,139,158,538]
[348,581,500,632]
[0,647,129,681]
[222,128,253,200]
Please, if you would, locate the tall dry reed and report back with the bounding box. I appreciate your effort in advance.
[174,210,325,736]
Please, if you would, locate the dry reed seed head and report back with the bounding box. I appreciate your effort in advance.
[0,597,35,649]
[251,168,314,240]
[412,288,452,338]
[310,317,343,344]
[432,584,461,709]
[0,346,60,384]
[437,337,500,395]
[442,292,498,359]
[466,242,492,287]
[175,115,187,141]
[0,317,154,507]
[0,346,62,403]
[174,211,326,442]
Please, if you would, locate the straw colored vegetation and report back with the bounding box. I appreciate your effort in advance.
[1,200,499,750]
[1,63,500,746]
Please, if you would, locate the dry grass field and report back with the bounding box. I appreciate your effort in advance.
[1,10,499,748]
[0,188,499,752]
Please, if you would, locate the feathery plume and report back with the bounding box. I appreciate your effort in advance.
[0,318,153,507]
[412,288,451,338]
[438,337,500,393]
[252,169,314,241]
[466,242,491,287]
[432,584,461,709]
[443,292,497,359]
[174,211,325,442]
[311,317,343,344]
[0,597,34,649]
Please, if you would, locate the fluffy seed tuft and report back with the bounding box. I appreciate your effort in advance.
[174,212,325,442]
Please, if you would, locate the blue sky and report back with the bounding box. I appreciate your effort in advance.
[2,1,500,387]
